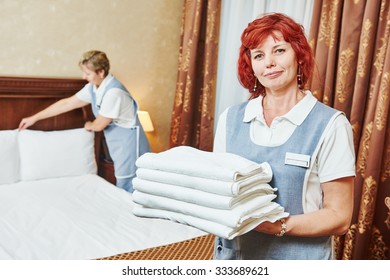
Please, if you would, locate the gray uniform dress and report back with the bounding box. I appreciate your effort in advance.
[214,100,341,260]
[90,77,150,192]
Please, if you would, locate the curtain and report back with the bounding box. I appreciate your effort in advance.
[170,0,221,151]
[309,0,390,259]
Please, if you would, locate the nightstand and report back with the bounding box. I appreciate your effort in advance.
[98,159,116,185]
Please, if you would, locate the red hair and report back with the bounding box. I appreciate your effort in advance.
[238,13,314,99]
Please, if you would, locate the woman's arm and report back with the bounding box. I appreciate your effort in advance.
[19,95,89,130]
[84,115,112,132]
[255,176,354,236]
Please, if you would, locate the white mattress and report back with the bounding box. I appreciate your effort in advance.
[0,174,206,260]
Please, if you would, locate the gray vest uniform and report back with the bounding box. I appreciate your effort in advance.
[214,100,341,259]
[90,77,150,192]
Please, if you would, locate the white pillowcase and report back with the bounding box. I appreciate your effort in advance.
[0,130,20,184]
[19,128,97,181]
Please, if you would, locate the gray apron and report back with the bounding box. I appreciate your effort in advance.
[214,100,340,259]
[90,77,150,192]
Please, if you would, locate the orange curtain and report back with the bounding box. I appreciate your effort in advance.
[170,0,221,151]
[309,0,390,259]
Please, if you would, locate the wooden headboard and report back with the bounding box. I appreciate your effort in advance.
[0,76,90,130]
[0,76,103,164]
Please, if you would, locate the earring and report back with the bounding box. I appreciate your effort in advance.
[297,66,303,88]
[253,78,257,92]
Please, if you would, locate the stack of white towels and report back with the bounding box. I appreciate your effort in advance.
[132,146,289,240]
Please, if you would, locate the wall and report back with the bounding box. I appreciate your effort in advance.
[0,0,184,152]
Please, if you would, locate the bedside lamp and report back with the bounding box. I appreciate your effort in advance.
[137,111,154,132]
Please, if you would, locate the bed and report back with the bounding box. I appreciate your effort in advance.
[0,76,213,260]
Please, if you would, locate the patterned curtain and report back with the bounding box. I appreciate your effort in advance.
[170,0,221,151]
[309,0,390,259]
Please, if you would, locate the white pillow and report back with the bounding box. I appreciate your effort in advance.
[0,130,20,184]
[19,128,97,181]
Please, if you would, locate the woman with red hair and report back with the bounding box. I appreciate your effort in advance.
[213,13,355,259]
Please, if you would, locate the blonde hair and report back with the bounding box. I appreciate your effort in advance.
[79,50,110,76]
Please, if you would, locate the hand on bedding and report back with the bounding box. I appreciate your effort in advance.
[84,115,112,132]
[18,116,37,130]
[84,121,94,131]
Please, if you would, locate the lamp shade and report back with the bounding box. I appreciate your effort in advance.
[137,111,154,132]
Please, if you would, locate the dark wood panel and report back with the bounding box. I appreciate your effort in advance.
[0,97,89,130]
[98,159,116,185]
[0,76,90,131]
[0,76,87,95]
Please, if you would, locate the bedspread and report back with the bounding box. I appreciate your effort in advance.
[0,174,206,260]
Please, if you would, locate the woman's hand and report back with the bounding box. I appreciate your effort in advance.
[84,115,112,132]
[84,121,94,131]
[254,177,354,238]
[18,116,37,130]
[255,219,286,235]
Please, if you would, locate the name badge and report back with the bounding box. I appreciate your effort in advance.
[285,152,311,168]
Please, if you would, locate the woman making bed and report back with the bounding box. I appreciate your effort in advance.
[18,50,150,192]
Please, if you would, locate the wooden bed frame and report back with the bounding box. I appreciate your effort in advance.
[0,76,214,260]
[0,76,89,130]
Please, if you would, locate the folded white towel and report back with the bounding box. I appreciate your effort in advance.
[133,177,275,210]
[135,146,272,182]
[132,190,279,228]
[132,146,289,239]
[136,168,273,196]
[133,206,289,240]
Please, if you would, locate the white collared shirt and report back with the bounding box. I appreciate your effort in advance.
[213,91,355,212]
[76,74,136,128]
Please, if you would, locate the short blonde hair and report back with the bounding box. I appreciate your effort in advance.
[79,50,110,76]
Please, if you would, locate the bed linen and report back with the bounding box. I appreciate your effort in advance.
[132,146,289,239]
[135,146,272,182]
[133,190,279,228]
[136,167,273,196]
[133,205,286,240]
[0,174,206,260]
[132,177,275,209]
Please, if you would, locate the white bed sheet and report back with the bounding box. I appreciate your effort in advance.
[0,174,206,260]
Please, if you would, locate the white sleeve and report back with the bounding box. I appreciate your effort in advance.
[75,84,92,103]
[98,88,133,119]
[317,114,356,183]
[213,108,228,153]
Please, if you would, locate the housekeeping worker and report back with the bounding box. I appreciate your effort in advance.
[18,50,150,192]
[212,13,355,259]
